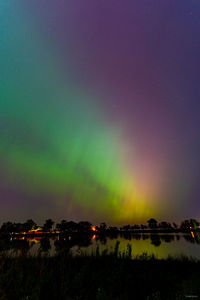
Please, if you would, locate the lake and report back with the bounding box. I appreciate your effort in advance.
[1,232,200,259]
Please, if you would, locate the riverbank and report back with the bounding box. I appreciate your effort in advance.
[0,251,200,300]
[0,228,199,239]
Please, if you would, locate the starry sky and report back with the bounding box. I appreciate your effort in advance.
[0,0,200,225]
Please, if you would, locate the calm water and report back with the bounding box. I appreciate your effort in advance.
[1,232,200,259]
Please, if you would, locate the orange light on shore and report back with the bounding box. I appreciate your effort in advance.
[91,226,97,231]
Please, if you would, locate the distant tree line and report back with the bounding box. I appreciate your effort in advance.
[118,218,200,231]
[0,218,199,235]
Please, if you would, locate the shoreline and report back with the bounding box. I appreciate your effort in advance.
[0,228,199,239]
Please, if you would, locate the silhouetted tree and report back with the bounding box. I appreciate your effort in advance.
[141,224,147,230]
[121,225,131,231]
[158,221,172,229]
[78,221,92,232]
[108,226,118,232]
[181,219,200,230]
[0,222,14,233]
[131,225,140,230]
[23,219,36,232]
[43,219,54,232]
[56,220,68,232]
[99,222,107,231]
[189,219,199,229]
[0,222,29,234]
[66,221,78,232]
[147,219,158,229]
[180,220,191,230]
[13,223,25,233]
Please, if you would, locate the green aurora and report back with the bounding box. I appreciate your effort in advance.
[0,2,153,223]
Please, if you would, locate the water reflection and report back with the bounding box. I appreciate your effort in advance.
[39,238,51,253]
[150,235,161,247]
[0,232,200,259]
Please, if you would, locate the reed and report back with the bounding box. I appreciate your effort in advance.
[0,246,200,300]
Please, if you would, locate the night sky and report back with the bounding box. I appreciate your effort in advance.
[0,0,200,225]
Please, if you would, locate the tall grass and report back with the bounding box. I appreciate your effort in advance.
[0,244,200,300]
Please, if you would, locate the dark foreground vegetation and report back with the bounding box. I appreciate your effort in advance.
[0,248,200,300]
[1,218,200,300]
